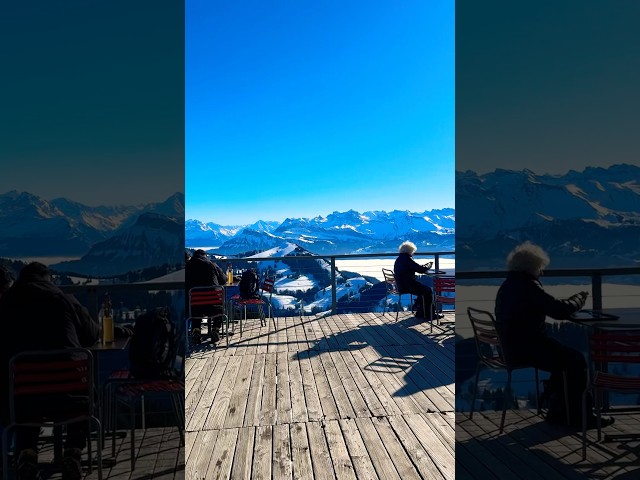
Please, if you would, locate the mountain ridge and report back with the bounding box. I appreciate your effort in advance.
[187,208,455,255]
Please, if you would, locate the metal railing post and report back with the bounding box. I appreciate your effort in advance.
[434,253,440,272]
[592,272,603,311]
[331,257,337,315]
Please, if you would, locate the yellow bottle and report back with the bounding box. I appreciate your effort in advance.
[102,315,114,343]
[227,264,233,285]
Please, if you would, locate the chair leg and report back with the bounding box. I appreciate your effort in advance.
[130,399,136,470]
[226,315,230,348]
[535,368,541,415]
[171,393,185,446]
[395,294,400,322]
[93,416,104,480]
[87,419,93,474]
[582,387,589,460]
[501,370,512,433]
[562,371,570,427]
[469,363,481,420]
[3,426,13,480]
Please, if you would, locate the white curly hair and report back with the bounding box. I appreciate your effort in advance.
[506,241,550,277]
[398,241,417,255]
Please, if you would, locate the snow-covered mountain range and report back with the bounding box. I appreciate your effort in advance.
[205,240,396,315]
[456,164,640,268]
[187,208,455,255]
[0,191,184,276]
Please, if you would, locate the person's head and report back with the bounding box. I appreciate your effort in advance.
[0,265,14,296]
[193,249,207,259]
[18,262,53,283]
[506,241,550,278]
[398,241,417,256]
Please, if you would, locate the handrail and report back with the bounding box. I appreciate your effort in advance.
[59,281,184,320]
[235,251,455,314]
[457,267,640,311]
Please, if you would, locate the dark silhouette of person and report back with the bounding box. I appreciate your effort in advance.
[185,249,227,343]
[0,264,14,298]
[0,262,99,480]
[394,241,434,319]
[495,241,613,429]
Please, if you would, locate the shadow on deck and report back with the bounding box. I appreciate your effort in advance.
[186,311,455,479]
[456,409,640,479]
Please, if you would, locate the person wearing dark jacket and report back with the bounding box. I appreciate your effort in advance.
[185,249,227,343]
[495,241,613,429]
[0,262,99,480]
[394,241,434,319]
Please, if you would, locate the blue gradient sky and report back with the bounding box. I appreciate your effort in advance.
[456,0,640,175]
[186,1,454,225]
[0,1,184,206]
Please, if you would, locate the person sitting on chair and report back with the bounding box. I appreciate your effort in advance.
[394,241,434,319]
[495,241,613,429]
[185,249,227,343]
[0,262,99,480]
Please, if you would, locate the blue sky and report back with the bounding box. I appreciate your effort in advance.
[456,0,640,175]
[0,1,183,206]
[186,1,454,225]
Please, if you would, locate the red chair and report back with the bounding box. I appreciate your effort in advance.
[231,275,276,335]
[109,370,184,470]
[433,276,455,325]
[582,330,640,459]
[189,286,230,348]
[1,348,103,480]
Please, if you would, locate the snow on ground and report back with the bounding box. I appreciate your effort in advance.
[303,276,371,312]
[269,294,302,311]
[275,275,315,293]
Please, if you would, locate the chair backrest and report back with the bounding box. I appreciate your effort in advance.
[467,307,508,370]
[434,276,455,295]
[261,276,275,295]
[589,330,640,375]
[189,286,225,317]
[382,269,398,295]
[8,348,95,421]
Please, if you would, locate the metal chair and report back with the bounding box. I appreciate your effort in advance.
[2,348,103,480]
[110,368,184,470]
[382,268,412,322]
[189,286,230,348]
[433,276,455,325]
[582,330,640,459]
[231,275,275,335]
[467,307,570,433]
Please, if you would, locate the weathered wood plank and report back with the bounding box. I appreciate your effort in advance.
[272,423,293,479]
[324,419,357,480]
[243,352,266,428]
[252,425,273,480]
[224,354,255,429]
[276,350,293,425]
[229,426,255,479]
[204,427,238,480]
[289,422,314,480]
[307,421,336,480]
[339,418,380,480]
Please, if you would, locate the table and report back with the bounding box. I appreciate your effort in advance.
[569,307,640,330]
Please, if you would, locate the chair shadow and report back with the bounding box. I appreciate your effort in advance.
[457,413,640,479]
[297,314,454,399]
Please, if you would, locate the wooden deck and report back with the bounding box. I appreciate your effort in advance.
[5,426,184,480]
[457,409,640,479]
[185,311,455,479]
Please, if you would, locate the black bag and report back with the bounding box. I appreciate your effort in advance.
[239,269,261,299]
[129,307,177,379]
